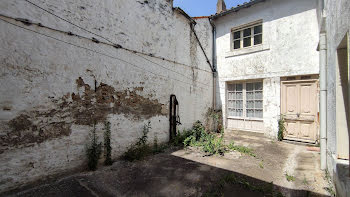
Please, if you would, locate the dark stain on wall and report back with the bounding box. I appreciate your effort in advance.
[0,77,167,153]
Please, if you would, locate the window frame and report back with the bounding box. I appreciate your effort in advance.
[231,20,263,51]
[226,81,264,120]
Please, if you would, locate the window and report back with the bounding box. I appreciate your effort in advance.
[227,82,263,119]
[232,23,262,50]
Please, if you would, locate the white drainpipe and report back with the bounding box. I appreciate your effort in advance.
[319,32,327,170]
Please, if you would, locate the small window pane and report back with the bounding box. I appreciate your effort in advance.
[246,83,254,91]
[243,28,251,37]
[255,101,263,109]
[236,84,243,91]
[247,92,254,100]
[254,25,262,34]
[255,110,263,118]
[236,92,243,99]
[236,101,243,109]
[228,84,235,91]
[247,109,254,117]
[233,31,240,39]
[244,37,251,47]
[254,34,262,45]
[247,101,254,108]
[237,109,243,117]
[234,40,240,49]
[255,82,263,90]
[255,91,263,99]
[232,101,236,109]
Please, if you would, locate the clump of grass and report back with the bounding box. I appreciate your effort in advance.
[104,121,113,165]
[86,123,102,171]
[285,172,295,182]
[278,115,285,141]
[324,170,336,196]
[259,161,264,169]
[228,144,256,157]
[176,121,256,157]
[123,122,168,161]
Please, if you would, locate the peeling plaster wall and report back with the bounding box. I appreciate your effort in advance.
[0,0,213,192]
[214,0,320,138]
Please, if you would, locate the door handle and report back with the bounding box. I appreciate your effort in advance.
[297,113,300,118]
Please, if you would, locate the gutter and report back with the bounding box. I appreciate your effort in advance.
[319,31,327,170]
[209,18,217,110]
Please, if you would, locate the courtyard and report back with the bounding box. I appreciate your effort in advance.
[6,130,332,197]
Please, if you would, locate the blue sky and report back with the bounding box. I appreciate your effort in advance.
[173,0,249,17]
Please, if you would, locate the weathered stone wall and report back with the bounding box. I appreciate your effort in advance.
[0,0,213,192]
[324,0,350,195]
[214,0,320,138]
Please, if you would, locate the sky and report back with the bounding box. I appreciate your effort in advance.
[173,0,249,17]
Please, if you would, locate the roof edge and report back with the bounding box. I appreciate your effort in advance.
[210,0,266,20]
[173,7,196,25]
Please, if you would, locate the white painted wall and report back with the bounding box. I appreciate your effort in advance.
[0,0,213,192]
[214,0,320,137]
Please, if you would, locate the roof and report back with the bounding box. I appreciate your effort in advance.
[193,16,210,19]
[210,0,266,20]
[173,7,197,25]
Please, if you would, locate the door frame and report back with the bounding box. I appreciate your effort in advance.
[280,76,320,143]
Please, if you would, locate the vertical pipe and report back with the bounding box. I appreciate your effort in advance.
[210,19,217,110]
[319,32,327,170]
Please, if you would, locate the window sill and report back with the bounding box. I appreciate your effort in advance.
[227,117,263,121]
[225,44,270,58]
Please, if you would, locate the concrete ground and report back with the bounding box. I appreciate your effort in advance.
[5,130,331,197]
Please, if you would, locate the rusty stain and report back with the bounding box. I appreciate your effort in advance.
[1,77,167,153]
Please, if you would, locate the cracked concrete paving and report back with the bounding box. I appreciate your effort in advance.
[6,130,330,197]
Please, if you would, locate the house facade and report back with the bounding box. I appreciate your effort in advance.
[212,0,320,142]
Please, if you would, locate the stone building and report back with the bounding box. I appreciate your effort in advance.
[0,0,214,192]
[212,0,320,141]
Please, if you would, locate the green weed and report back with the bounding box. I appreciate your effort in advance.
[285,172,295,182]
[86,123,102,171]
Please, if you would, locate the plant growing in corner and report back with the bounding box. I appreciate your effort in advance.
[86,123,102,171]
[278,115,286,141]
[104,121,112,165]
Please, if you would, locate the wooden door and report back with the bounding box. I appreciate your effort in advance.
[281,80,318,143]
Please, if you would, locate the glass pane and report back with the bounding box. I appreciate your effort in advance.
[247,109,254,117]
[236,101,243,109]
[234,40,240,49]
[247,101,254,108]
[236,84,243,91]
[233,31,240,39]
[228,84,235,91]
[243,28,251,37]
[255,82,263,90]
[243,37,251,47]
[237,109,243,117]
[254,25,262,34]
[236,92,243,99]
[255,91,263,99]
[232,101,236,109]
[255,109,263,118]
[232,93,236,99]
[255,101,263,109]
[232,109,236,117]
[246,83,254,91]
[246,92,254,100]
[254,34,262,45]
